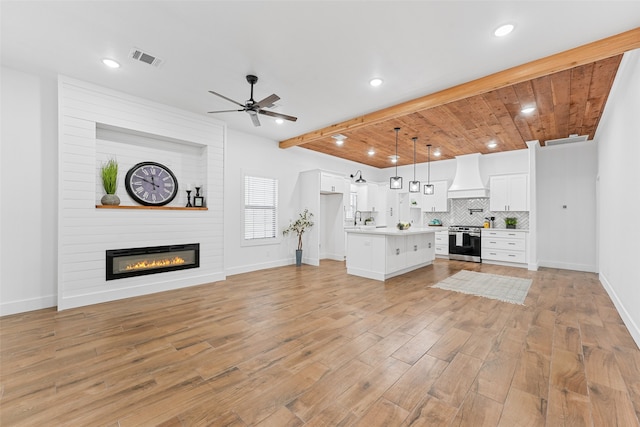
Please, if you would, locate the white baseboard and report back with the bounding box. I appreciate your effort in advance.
[57,272,225,311]
[225,259,292,276]
[0,294,57,316]
[537,259,596,273]
[599,272,640,350]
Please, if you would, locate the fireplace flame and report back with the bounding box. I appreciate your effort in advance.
[125,256,186,271]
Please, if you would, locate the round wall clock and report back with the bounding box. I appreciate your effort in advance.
[124,161,178,206]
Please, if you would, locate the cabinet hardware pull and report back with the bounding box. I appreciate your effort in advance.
[414,245,418,251]
[396,248,400,255]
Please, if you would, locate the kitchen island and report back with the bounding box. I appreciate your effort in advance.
[345,227,436,281]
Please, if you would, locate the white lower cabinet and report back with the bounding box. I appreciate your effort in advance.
[346,231,435,281]
[482,229,527,267]
[434,230,449,257]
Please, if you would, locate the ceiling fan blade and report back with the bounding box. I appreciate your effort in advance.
[248,111,261,127]
[207,109,245,114]
[255,94,280,109]
[208,90,245,108]
[259,109,298,122]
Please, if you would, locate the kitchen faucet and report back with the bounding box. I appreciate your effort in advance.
[354,211,362,225]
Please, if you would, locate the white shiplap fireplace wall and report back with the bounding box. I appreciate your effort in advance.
[58,76,224,310]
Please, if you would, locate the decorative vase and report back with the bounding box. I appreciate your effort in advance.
[101,194,121,206]
[295,249,303,266]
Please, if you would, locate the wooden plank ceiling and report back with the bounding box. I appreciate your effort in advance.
[280,28,640,169]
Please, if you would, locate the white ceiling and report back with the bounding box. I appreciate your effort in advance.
[2,1,639,144]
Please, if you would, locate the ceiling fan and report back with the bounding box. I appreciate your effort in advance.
[208,74,298,127]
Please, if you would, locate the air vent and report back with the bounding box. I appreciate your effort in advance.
[128,48,163,67]
[544,134,588,146]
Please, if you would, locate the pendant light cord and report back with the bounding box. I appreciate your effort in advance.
[394,127,400,175]
[427,144,431,185]
[412,137,417,180]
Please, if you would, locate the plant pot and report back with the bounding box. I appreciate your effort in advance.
[101,194,121,206]
[295,249,303,266]
[506,224,516,229]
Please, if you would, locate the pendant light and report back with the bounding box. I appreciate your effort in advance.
[390,127,403,190]
[424,144,434,195]
[409,137,420,192]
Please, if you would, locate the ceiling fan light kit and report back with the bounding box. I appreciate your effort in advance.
[208,74,298,127]
[390,127,403,190]
[409,136,420,193]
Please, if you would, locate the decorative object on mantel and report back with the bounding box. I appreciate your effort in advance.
[185,190,193,207]
[397,222,411,230]
[390,127,403,190]
[282,208,314,266]
[505,217,517,229]
[124,161,178,206]
[100,158,120,206]
[193,186,204,207]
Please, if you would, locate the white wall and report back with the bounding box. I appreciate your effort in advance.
[382,148,529,187]
[537,141,598,272]
[223,129,378,276]
[57,76,225,310]
[1,67,58,315]
[595,49,640,348]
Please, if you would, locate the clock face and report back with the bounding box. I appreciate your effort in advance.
[124,162,178,206]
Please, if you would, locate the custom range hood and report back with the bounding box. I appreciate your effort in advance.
[448,153,489,199]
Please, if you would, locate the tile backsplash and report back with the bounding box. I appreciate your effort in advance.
[423,198,529,229]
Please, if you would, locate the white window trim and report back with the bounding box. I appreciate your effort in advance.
[241,170,280,247]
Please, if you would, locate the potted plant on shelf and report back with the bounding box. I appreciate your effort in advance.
[505,217,517,229]
[100,158,120,206]
[283,208,314,266]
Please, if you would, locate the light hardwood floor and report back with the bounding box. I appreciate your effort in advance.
[1,259,639,426]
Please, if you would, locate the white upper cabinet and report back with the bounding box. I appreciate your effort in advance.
[320,172,346,194]
[356,183,380,212]
[423,181,449,212]
[490,174,528,211]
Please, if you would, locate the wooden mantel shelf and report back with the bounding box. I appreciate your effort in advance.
[96,205,208,211]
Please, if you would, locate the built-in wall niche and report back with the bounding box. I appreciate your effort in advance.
[95,123,208,208]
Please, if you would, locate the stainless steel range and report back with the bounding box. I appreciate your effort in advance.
[448,225,482,262]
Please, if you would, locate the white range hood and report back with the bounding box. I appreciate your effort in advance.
[448,153,489,199]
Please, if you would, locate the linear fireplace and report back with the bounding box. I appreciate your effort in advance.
[106,243,200,281]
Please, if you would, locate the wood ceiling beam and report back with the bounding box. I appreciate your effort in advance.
[279,27,640,149]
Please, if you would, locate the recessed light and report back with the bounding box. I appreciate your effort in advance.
[389,155,399,164]
[487,141,498,148]
[369,78,383,87]
[521,106,536,114]
[332,134,347,145]
[275,118,284,124]
[368,148,375,156]
[102,58,120,69]
[494,24,514,37]
[433,150,441,157]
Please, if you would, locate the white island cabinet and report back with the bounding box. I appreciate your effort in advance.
[346,228,436,281]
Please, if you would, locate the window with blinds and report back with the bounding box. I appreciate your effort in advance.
[243,174,278,241]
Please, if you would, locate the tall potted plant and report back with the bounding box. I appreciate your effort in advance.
[100,158,120,206]
[283,208,314,266]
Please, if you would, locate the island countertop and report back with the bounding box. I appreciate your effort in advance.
[344,226,438,236]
